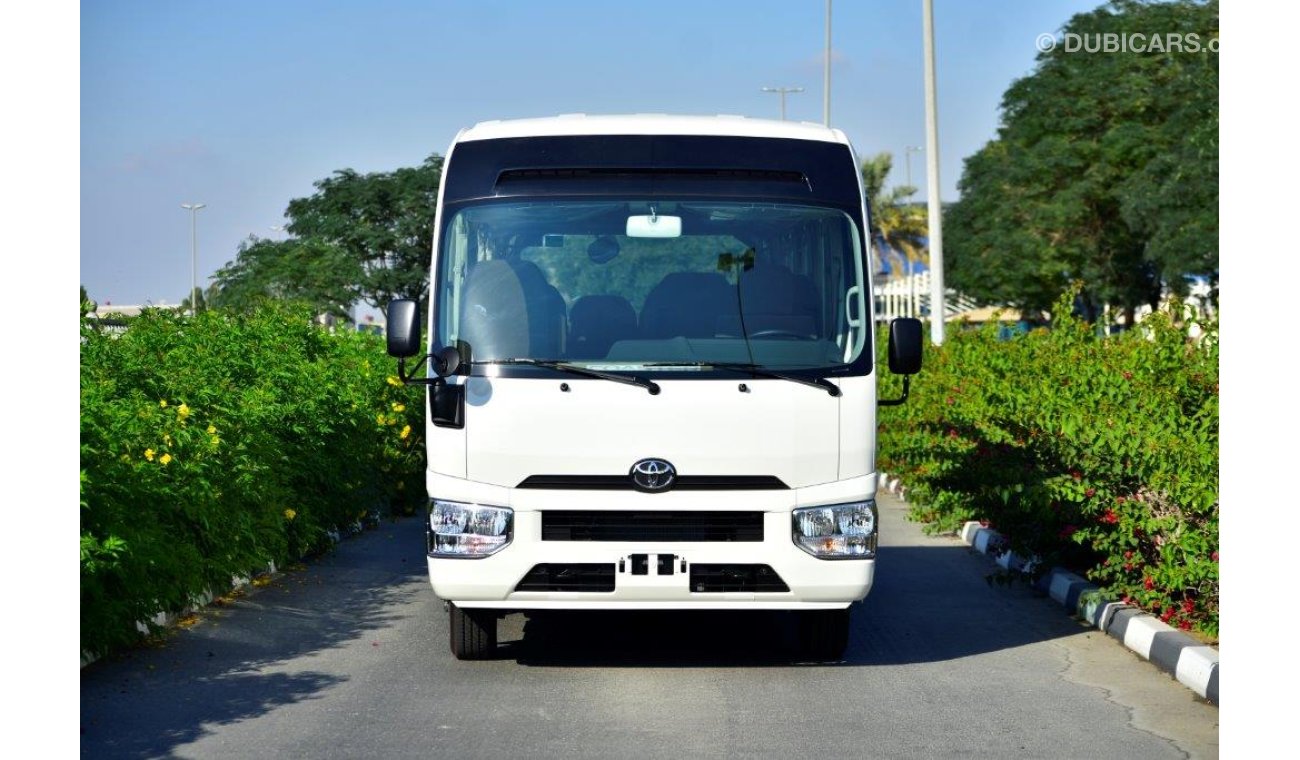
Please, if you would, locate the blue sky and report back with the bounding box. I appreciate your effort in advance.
[81,0,1102,306]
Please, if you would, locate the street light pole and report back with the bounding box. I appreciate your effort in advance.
[761,86,805,120]
[905,145,923,193]
[922,0,946,344]
[181,203,206,314]
[824,0,832,126]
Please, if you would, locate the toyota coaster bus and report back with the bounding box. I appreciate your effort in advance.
[385,114,922,660]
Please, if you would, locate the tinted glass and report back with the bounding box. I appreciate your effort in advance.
[436,200,868,371]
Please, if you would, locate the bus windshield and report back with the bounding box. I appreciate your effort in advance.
[434,200,868,372]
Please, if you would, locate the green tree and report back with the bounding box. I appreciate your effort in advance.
[285,154,444,311]
[210,236,361,321]
[946,0,1218,320]
[862,152,928,279]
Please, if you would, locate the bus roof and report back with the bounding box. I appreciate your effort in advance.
[455,114,850,146]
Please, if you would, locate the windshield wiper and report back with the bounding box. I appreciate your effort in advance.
[644,362,841,397]
[477,359,661,395]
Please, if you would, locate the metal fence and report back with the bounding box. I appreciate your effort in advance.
[873,271,977,322]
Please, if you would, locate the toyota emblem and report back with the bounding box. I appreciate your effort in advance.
[630,458,676,492]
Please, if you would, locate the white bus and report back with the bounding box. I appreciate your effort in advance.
[386,114,922,660]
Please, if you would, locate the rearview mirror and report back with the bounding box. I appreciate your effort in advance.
[386,299,421,358]
[888,317,923,375]
[626,214,681,238]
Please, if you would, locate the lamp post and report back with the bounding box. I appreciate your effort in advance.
[922,0,946,344]
[181,203,206,314]
[824,0,832,126]
[904,145,923,194]
[761,86,805,121]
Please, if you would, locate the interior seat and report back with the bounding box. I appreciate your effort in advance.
[505,258,568,357]
[458,259,530,361]
[568,295,638,360]
[639,272,738,339]
[733,263,822,337]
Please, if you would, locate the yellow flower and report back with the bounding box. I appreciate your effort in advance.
[207,424,217,435]
[177,403,191,420]
[377,413,386,425]
[284,508,297,521]
[160,453,173,465]
[163,434,172,445]
[210,436,221,448]
[400,424,411,440]
[391,402,406,412]
[144,448,155,461]
[159,399,168,408]
[386,376,402,387]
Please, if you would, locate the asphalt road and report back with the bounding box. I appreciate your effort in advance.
[80,492,1218,759]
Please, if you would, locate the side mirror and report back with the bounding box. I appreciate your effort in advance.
[386,299,421,358]
[888,317,923,375]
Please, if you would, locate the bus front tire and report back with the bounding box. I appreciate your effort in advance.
[797,608,850,661]
[448,603,497,660]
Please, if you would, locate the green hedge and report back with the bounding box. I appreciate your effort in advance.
[878,296,1218,639]
[80,304,425,657]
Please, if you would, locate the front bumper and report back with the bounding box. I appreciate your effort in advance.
[426,474,878,611]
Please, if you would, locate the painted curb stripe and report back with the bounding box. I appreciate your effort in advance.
[1149,631,1192,674]
[1175,646,1219,700]
[1107,607,1139,643]
[1121,614,1164,659]
[1063,579,1093,612]
[949,511,1219,704]
[1091,600,1125,630]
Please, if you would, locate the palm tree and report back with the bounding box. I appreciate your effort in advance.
[861,153,928,280]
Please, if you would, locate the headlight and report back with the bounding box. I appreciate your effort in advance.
[792,500,878,559]
[428,499,512,558]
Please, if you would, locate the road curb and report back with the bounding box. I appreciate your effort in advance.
[79,560,281,669]
[79,514,385,669]
[878,472,1218,706]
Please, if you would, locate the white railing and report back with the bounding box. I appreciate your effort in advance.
[871,272,1217,334]
[872,271,977,322]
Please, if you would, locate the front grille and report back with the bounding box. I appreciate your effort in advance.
[689,564,790,592]
[514,563,615,593]
[541,511,764,542]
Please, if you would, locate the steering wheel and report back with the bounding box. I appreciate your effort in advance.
[748,329,811,340]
